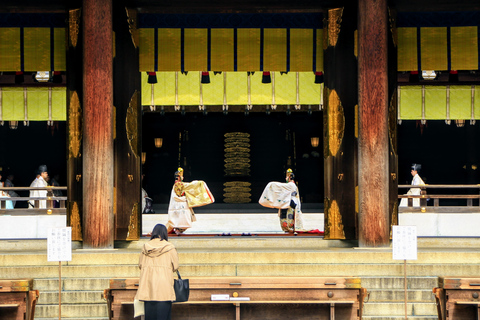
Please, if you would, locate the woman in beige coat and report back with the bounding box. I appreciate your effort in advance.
[136,224,179,320]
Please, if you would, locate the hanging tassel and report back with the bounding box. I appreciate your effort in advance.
[314,71,324,84]
[262,71,271,84]
[147,72,157,84]
[449,70,458,83]
[52,71,62,83]
[15,71,24,84]
[409,71,419,83]
[201,71,210,84]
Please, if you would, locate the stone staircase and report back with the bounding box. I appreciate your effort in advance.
[2,237,480,319]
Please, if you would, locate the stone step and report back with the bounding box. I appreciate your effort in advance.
[363,317,438,320]
[34,304,108,318]
[367,289,435,302]
[34,278,110,291]
[360,276,438,289]
[3,262,480,279]
[363,302,437,316]
[37,291,105,304]
[3,249,480,267]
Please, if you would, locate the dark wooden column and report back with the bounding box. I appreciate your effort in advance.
[113,3,142,240]
[323,6,358,240]
[82,0,114,248]
[358,0,390,247]
[66,3,84,242]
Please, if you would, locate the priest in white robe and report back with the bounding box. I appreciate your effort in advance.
[399,163,425,207]
[29,165,49,209]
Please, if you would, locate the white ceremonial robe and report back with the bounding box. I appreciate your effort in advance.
[29,176,48,209]
[259,181,304,230]
[166,180,214,232]
[399,174,425,207]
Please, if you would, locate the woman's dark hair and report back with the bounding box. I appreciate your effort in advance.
[150,224,168,241]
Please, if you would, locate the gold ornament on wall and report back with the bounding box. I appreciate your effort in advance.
[69,201,83,241]
[126,91,139,158]
[324,88,345,158]
[68,91,82,159]
[324,198,346,239]
[127,203,140,240]
[68,9,81,48]
[125,7,139,48]
[327,7,344,47]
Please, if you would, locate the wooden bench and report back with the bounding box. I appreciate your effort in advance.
[434,277,480,319]
[0,279,39,320]
[104,276,367,319]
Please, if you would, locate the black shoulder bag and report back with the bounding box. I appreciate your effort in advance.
[174,270,190,302]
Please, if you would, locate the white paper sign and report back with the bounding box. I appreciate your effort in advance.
[392,225,417,260]
[47,227,72,262]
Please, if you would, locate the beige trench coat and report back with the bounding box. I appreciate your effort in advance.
[135,239,179,301]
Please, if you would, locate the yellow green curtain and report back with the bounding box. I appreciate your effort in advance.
[211,29,234,72]
[203,72,224,105]
[399,86,422,120]
[263,29,287,71]
[237,29,261,71]
[399,85,480,120]
[290,29,313,72]
[316,29,324,72]
[53,28,66,71]
[226,72,248,105]
[397,27,418,72]
[184,29,208,71]
[158,28,181,71]
[141,71,322,106]
[450,26,478,71]
[139,28,155,71]
[425,86,446,119]
[0,28,21,71]
[24,28,51,72]
[0,87,66,121]
[420,27,448,71]
[449,86,472,119]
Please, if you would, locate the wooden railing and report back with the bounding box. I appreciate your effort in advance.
[0,186,67,214]
[398,184,480,207]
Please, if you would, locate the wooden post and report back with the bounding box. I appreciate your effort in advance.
[82,0,114,248]
[358,0,390,247]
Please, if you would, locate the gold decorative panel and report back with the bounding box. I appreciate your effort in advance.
[69,201,83,241]
[324,88,345,158]
[126,203,139,240]
[327,8,344,47]
[125,7,138,48]
[324,198,346,239]
[68,91,82,159]
[126,91,139,158]
[69,9,81,48]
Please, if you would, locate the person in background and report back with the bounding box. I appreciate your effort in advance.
[4,173,18,208]
[259,168,304,233]
[0,171,14,209]
[399,163,425,207]
[135,224,179,320]
[29,165,49,209]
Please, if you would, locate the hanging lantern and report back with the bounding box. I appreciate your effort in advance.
[311,137,319,148]
[154,138,163,148]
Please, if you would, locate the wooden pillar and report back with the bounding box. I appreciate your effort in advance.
[358,0,390,247]
[113,3,142,240]
[82,0,114,248]
[323,6,358,240]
